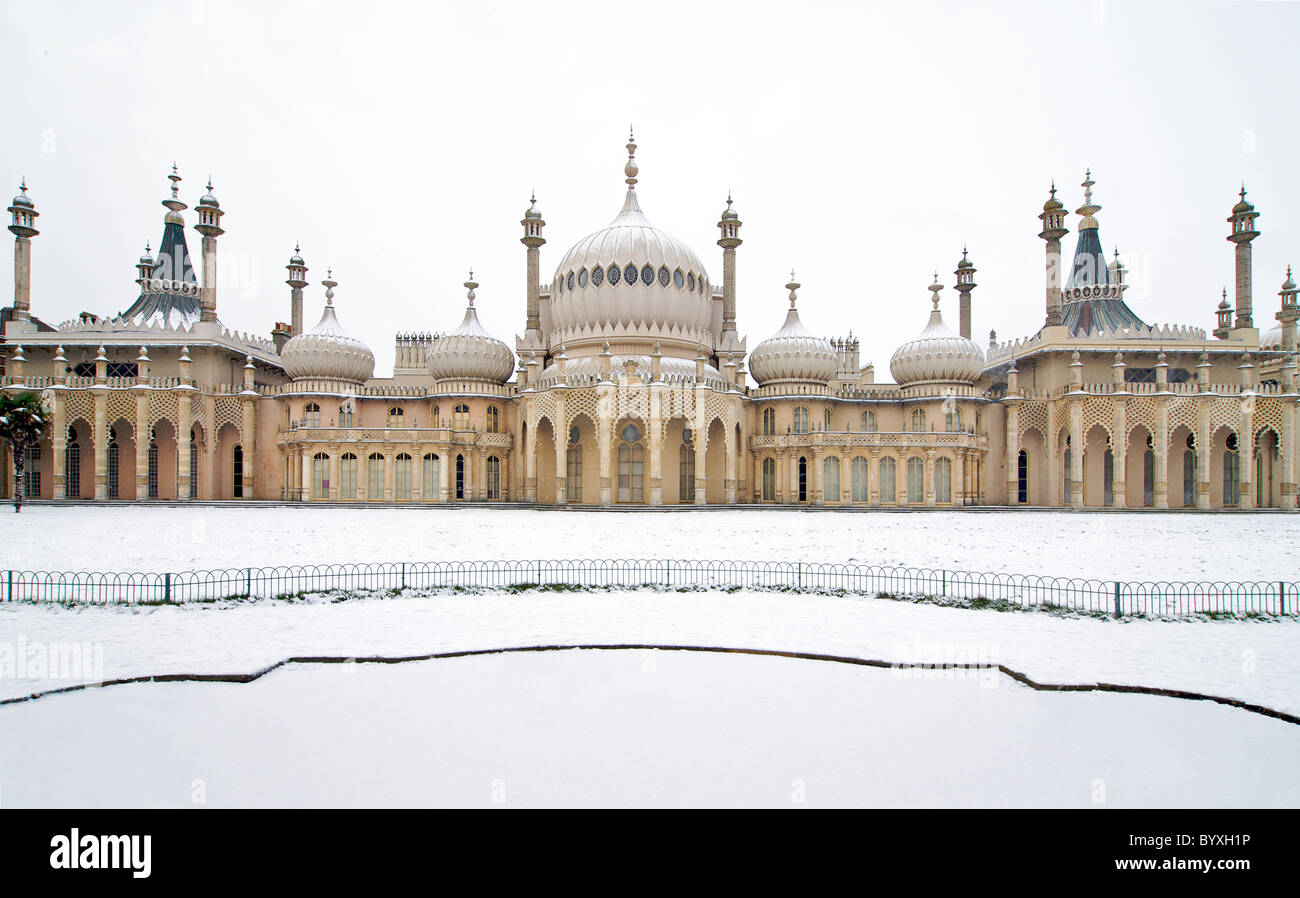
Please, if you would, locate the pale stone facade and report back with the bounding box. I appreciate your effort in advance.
[2,146,1295,510]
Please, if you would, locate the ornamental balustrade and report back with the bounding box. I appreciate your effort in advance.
[750,431,989,451]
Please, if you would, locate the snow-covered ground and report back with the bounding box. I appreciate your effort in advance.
[2,649,1296,808]
[3,590,1297,714]
[2,505,1297,582]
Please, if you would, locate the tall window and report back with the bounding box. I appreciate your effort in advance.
[189,430,199,499]
[303,402,321,428]
[679,443,695,503]
[65,429,79,499]
[454,404,470,431]
[312,453,330,499]
[566,444,582,502]
[108,429,119,499]
[824,456,840,503]
[936,456,952,503]
[486,406,500,434]
[431,405,440,427]
[945,406,961,433]
[394,454,412,500]
[851,456,869,502]
[911,409,926,432]
[338,405,353,428]
[797,456,808,502]
[367,453,384,500]
[1103,449,1114,506]
[387,406,404,428]
[232,445,244,498]
[762,408,776,436]
[340,453,357,500]
[862,410,876,432]
[761,457,776,502]
[1224,434,1240,506]
[148,432,159,499]
[1017,450,1028,503]
[1143,449,1154,507]
[617,443,644,503]
[907,457,924,503]
[486,455,501,500]
[23,445,41,498]
[824,408,832,431]
[1183,444,1196,507]
[793,407,809,434]
[423,453,439,501]
[879,456,896,504]
[455,454,465,500]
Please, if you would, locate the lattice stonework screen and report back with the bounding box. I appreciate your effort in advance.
[1017,401,1048,442]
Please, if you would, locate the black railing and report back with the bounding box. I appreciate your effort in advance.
[1,561,1294,618]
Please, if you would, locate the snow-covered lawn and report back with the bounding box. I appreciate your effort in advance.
[2,505,1297,582]
[2,648,1296,808]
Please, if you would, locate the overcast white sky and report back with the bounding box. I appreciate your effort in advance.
[2,0,1296,377]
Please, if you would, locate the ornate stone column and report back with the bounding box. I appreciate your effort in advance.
[177,389,192,501]
[51,388,66,498]
[135,389,150,501]
[1111,397,1127,508]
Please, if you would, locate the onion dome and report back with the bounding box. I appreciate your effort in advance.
[890,275,985,387]
[1043,181,1064,212]
[524,192,543,220]
[1233,185,1255,215]
[720,194,739,221]
[289,243,305,266]
[138,243,154,266]
[279,271,376,384]
[10,179,33,209]
[548,131,712,350]
[197,179,220,209]
[747,273,838,387]
[427,272,515,384]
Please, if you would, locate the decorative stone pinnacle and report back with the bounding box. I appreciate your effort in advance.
[322,269,337,305]
[465,269,478,306]
[786,271,800,308]
[928,274,943,308]
[625,126,638,187]
[169,164,181,197]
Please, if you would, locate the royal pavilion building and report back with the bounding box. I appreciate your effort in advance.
[1,138,1296,510]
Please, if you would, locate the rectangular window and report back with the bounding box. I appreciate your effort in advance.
[395,455,412,501]
[368,455,385,501]
[879,457,895,504]
[24,446,41,498]
[851,456,869,502]
[65,442,80,499]
[340,455,357,500]
[190,443,198,499]
[312,454,330,499]
[148,442,159,499]
[486,456,501,500]
[422,454,439,502]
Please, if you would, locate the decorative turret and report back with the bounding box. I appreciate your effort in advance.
[1109,247,1129,295]
[121,166,202,326]
[1274,266,1299,352]
[7,180,38,320]
[1227,185,1260,330]
[889,273,984,387]
[953,247,976,340]
[1038,181,1068,328]
[427,271,516,385]
[285,243,308,336]
[717,193,743,337]
[135,243,156,287]
[521,193,545,338]
[1213,288,1232,340]
[193,178,224,324]
[279,270,377,386]
[748,272,838,388]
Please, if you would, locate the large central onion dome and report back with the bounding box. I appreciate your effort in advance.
[890,276,984,387]
[428,273,515,384]
[280,273,376,385]
[748,274,838,387]
[547,133,712,354]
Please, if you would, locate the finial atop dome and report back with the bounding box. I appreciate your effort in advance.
[465,269,478,306]
[928,272,943,308]
[163,163,186,214]
[1077,169,1101,227]
[786,270,800,308]
[322,269,336,305]
[1219,287,1230,310]
[625,126,638,188]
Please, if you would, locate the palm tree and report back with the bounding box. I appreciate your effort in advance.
[0,392,48,512]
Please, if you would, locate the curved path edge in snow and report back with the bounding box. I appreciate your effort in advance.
[2,643,1297,727]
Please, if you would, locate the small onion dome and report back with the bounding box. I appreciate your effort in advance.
[280,274,376,384]
[289,243,305,266]
[747,273,838,387]
[524,193,543,220]
[1043,182,1064,212]
[1261,322,1282,350]
[720,195,739,220]
[11,180,33,208]
[197,180,220,209]
[889,276,985,387]
[956,247,974,269]
[427,273,515,384]
[138,244,154,265]
[1232,186,1255,215]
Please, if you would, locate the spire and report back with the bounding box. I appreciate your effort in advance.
[624,126,638,189]
[1076,168,1101,228]
[786,270,800,309]
[322,268,337,306]
[163,164,186,214]
[465,269,478,307]
[1066,170,1112,290]
[928,272,943,310]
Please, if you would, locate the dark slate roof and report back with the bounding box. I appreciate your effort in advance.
[120,218,202,324]
[1061,295,1146,335]
[1066,225,1111,288]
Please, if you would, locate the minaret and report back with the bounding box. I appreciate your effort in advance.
[520,193,545,339]
[286,243,308,335]
[1227,185,1260,330]
[1037,182,1068,328]
[7,180,39,321]
[717,193,743,337]
[194,177,225,324]
[1109,247,1128,295]
[1213,288,1232,340]
[953,247,976,340]
[1278,266,1299,353]
[135,243,156,288]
